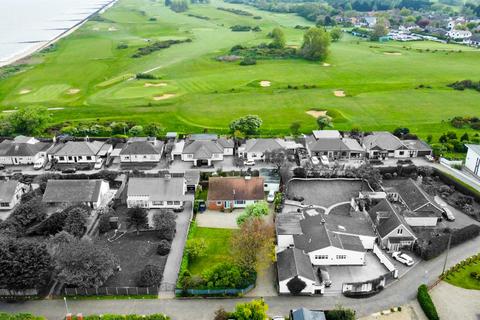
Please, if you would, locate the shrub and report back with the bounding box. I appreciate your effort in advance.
[202,262,255,289]
[98,213,113,234]
[0,313,45,320]
[185,238,207,260]
[286,276,306,294]
[239,57,256,66]
[63,207,89,237]
[153,211,176,241]
[138,265,163,287]
[325,306,356,320]
[26,209,68,236]
[157,240,171,256]
[417,284,439,320]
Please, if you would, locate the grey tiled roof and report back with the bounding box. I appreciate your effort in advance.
[362,132,406,151]
[42,180,104,203]
[127,177,190,201]
[277,247,316,282]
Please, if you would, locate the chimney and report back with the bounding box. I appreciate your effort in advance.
[245,175,251,180]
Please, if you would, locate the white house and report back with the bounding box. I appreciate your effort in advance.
[120,137,164,163]
[126,176,192,210]
[0,136,53,165]
[239,138,284,161]
[465,144,480,177]
[52,140,112,164]
[277,248,323,295]
[42,179,110,209]
[447,29,472,39]
[0,180,28,210]
[307,130,365,160]
[362,132,431,159]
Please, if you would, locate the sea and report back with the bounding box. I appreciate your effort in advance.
[0,0,114,66]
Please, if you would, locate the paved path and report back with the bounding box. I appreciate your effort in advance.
[2,234,478,319]
[430,281,480,320]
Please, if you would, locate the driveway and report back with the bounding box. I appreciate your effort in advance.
[159,203,193,294]
[196,210,241,229]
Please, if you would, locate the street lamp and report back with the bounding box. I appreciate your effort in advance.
[64,296,70,314]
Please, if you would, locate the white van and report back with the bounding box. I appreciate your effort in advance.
[33,158,46,170]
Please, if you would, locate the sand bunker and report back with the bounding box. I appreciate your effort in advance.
[47,108,64,111]
[153,94,176,101]
[334,90,346,97]
[384,52,402,56]
[108,27,118,32]
[259,81,271,87]
[19,89,31,95]
[322,63,331,67]
[67,88,80,95]
[144,83,167,87]
[2,110,17,113]
[306,110,327,118]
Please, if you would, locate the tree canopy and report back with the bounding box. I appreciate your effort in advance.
[229,115,263,136]
[236,201,270,225]
[270,28,286,48]
[0,106,51,136]
[127,207,148,235]
[234,299,268,320]
[301,27,331,61]
[317,115,333,130]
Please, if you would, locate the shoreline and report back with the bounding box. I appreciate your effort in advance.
[0,0,119,68]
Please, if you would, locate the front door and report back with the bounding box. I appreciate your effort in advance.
[224,201,231,209]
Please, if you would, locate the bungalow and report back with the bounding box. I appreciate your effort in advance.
[290,308,326,320]
[447,29,472,39]
[367,199,417,252]
[51,140,112,164]
[383,178,443,227]
[362,132,410,159]
[277,247,323,295]
[294,215,366,266]
[120,137,164,163]
[238,139,284,161]
[181,135,233,167]
[0,136,53,165]
[306,130,365,160]
[0,180,28,210]
[42,179,110,209]
[465,144,480,177]
[126,176,192,210]
[207,176,265,210]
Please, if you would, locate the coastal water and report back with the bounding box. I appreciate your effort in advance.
[0,0,113,66]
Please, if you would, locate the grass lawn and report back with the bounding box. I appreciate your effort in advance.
[445,262,480,290]
[0,0,479,140]
[188,227,234,275]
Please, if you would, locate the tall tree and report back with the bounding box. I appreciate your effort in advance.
[330,27,343,42]
[371,19,389,40]
[54,239,117,288]
[234,299,269,320]
[63,207,89,237]
[316,116,333,130]
[301,27,331,61]
[270,28,286,48]
[0,238,52,290]
[286,276,307,294]
[264,148,287,171]
[229,115,263,136]
[290,121,301,136]
[7,106,51,135]
[231,218,275,272]
[127,207,149,235]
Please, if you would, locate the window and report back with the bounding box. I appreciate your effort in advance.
[235,200,246,205]
[399,151,404,156]
[59,156,65,161]
[397,228,403,234]
[167,201,173,205]
[0,202,10,207]
[187,154,193,159]
[68,156,73,161]
[143,155,147,159]
[173,201,181,205]
[152,201,163,206]
[336,255,347,259]
[216,201,222,205]
[315,255,328,260]
[86,156,92,160]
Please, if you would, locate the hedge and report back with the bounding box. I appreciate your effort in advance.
[69,314,169,320]
[417,285,439,320]
[0,314,45,320]
[433,168,480,203]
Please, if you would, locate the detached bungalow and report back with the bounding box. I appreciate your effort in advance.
[127,176,192,210]
[238,139,284,161]
[42,179,110,209]
[367,199,417,252]
[207,176,264,210]
[181,135,233,167]
[277,247,322,295]
[0,180,28,210]
[0,136,53,165]
[362,132,432,159]
[120,137,164,163]
[52,140,112,164]
[306,130,365,160]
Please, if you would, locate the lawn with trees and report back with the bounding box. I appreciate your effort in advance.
[0,0,479,141]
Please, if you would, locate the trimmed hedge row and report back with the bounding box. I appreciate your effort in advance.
[0,314,45,320]
[69,314,169,320]
[417,285,439,320]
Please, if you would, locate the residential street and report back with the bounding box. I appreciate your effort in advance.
[1,235,478,319]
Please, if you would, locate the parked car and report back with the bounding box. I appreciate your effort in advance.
[62,168,76,174]
[442,207,455,221]
[392,251,414,266]
[311,156,320,165]
[320,155,329,166]
[34,158,46,170]
[425,155,435,162]
[318,267,332,287]
[244,159,255,166]
[44,161,53,171]
[271,317,285,320]
[267,190,275,202]
[94,158,104,169]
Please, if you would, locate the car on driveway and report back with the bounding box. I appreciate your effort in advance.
[62,168,76,174]
[244,159,255,166]
[94,158,104,169]
[267,190,275,202]
[320,155,330,166]
[311,156,320,165]
[392,251,414,266]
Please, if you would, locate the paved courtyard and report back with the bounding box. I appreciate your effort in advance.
[430,281,480,320]
[195,210,241,229]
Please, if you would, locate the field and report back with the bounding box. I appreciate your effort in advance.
[0,0,480,139]
[188,227,233,275]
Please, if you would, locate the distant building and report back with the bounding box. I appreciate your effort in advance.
[465,144,480,177]
[0,136,53,165]
[447,29,472,39]
[0,180,27,210]
[207,176,264,210]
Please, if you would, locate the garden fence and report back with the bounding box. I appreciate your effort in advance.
[174,283,255,296]
[0,288,38,297]
[64,286,158,296]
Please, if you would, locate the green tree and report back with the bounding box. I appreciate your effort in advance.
[286,276,307,294]
[461,132,469,141]
[330,27,343,42]
[7,106,51,135]
[290,121,301,136]
[185,238,207,260]
[127,207,148,235]
[236,201,270,225]
[54,239,118,288]
[0,238,52,290]
[129,125,144,136]
[371,20,389,41]
[138,264,163,287]
[152,210,176,240]
[229,115,263,136]
[234,299,268,320]
[316,115,333,130]
[144,123,162,137]
[270,27,286,48]
[63,207,89,237]
[300,27,331,61]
